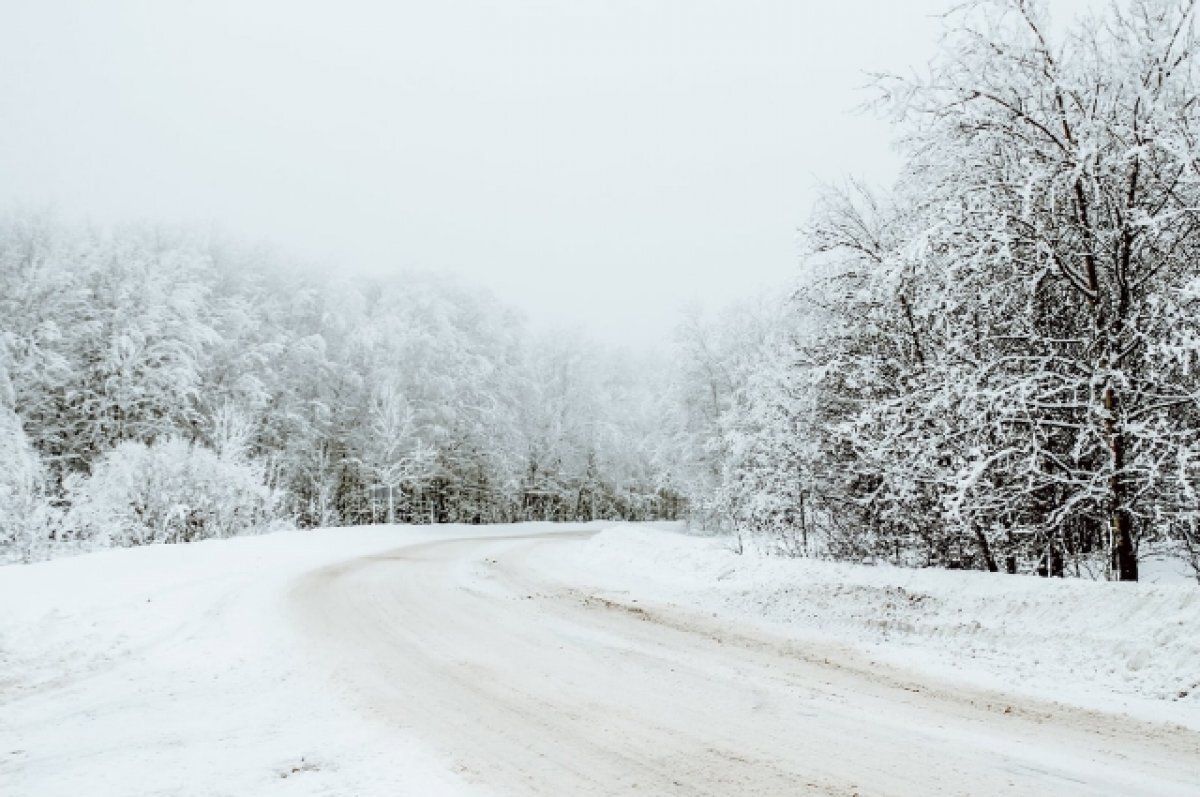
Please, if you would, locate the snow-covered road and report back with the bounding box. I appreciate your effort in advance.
[4,525,1199,796]
[293,531,1200,796]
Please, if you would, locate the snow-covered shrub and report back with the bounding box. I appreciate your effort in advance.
[63,437,286,547]
[0,406,57,562]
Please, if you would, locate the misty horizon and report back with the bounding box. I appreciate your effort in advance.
[2,0,969,346]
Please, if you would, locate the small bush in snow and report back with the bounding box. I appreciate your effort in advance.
[63,437,286,547]
[0,408,57,562]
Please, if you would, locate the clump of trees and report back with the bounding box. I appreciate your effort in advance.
[0,216,682,562]
[673,0,1200,581]
[6,1,1197,586]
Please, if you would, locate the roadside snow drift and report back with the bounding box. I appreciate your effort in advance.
[527,526,1200,727]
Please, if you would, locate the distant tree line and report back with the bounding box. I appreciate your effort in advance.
[0,217,682,561]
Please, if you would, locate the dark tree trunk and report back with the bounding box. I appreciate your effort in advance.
[1111,509,1138,582]
[974,527,999,572]
[1104,386,1138,581]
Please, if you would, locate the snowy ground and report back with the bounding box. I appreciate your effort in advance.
[4,523,1200,796]
[527,525,1200,728]
[0,524,589,797]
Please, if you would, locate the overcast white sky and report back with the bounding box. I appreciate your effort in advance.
[0,0,1098,346]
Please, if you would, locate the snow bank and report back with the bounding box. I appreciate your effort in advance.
[529,525,1200,727]
[0,525,511,797]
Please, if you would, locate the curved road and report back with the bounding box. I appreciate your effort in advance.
[289,531,1200,796]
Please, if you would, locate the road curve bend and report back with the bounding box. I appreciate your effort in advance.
[288,531,1200,796]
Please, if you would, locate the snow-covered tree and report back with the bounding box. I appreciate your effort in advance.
[0,337,56,562]
[61,437,283,547]
[870,0,1200,579]
[672,1,1200,583]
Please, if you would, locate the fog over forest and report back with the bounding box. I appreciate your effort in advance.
[4,0,1200,585]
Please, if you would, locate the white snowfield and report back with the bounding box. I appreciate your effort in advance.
[1,524,1198,796]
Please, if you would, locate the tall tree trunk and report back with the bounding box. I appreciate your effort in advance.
[1104,385,1138,581]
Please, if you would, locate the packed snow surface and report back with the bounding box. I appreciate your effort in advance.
[0,525,547,797]
[4,523,1200,796]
